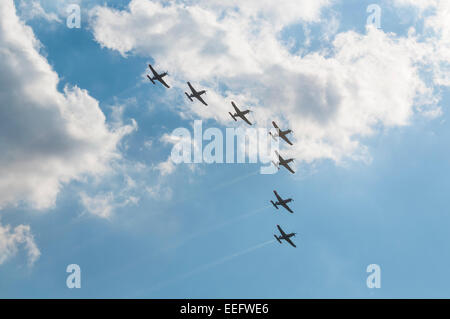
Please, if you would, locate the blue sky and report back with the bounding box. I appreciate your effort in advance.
[1,0,450,298]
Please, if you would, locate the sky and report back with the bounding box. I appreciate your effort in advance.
[1,0,450,298]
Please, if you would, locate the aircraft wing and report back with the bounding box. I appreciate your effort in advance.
[272,121,279,129]
[273,190,283,202]
[240,114,252,125]
[284,237,297,248]
[280,202,294,214]
[148,64,158,77]
[280,134,293,146]
[231,101,240,113]
[196,94,208,106]
[281,162,295,174]
[277,225,287,237]
[158,77,170,89]
[187,82,195,94]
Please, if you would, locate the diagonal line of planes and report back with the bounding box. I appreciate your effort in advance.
[147,63,299,248]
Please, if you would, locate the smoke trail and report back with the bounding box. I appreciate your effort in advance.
[167,169,260,208]
[187,239,275,275]
[209,169,260,193]
[100,203,271,288]
[167,204,270,251]
[136,239,275,297]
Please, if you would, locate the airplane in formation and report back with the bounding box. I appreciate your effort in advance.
[269,121,293,146]
[146,62,298,248]
[229,101,252,125]
[272,150,295,174]
[271,190,293,214]
[147,64,170,88]
[274,225,296,248]
[185,82,207,106]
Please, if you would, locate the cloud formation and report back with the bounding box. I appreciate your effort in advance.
[0,220,40,266]
[89,0,445,172]
[17,0,62,23]
[0,0,136,209]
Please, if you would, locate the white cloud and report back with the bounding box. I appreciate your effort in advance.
[146,184,173,201]
[154,157,177,176]
[393,0,438,11]
[89,0,445,169]
[192,0,332,29]
[393,0,450,86]
[0,0,136,210]
[143,139,153,149]
[79,190,140,219]
[422,2,450,86]
[18,0,62,23]
[0,220,40,266]
[80,192,115,219]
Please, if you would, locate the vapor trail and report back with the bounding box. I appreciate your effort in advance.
[137,239,275,297]
[101,205,271,288]
[209,169,260,193]
[167,169,260,209]
[168,204,270,250]
[187,239,275,275]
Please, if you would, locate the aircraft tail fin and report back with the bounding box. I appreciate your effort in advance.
[274,235,282,244]
[229,112,237,121]
[147,75,155,84]
[270,200,279,209]
[185,92,193,102]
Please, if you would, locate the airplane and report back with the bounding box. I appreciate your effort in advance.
[269,121,293,146]
[272,150,295,174]
[185,82,207,106]
[147,64,170,88]
[229,101,252,125]
[274,225,297,248]
[270,190,293,213]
